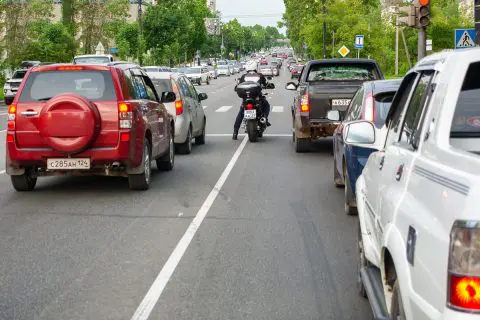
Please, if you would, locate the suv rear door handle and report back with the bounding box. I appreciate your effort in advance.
[21,111,38,116]
[395,164,404,181]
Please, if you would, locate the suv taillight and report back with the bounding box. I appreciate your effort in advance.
[448,221,480,312]
[171,80,183,115]
[7,104,16,131]
[300,94,310,113]
[118,102,132,129]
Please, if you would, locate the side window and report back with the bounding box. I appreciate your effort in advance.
[346,87,364,121]
[178,77,191,98]
[123,70,137,99]
[187,81,199,101]
[132,75,148,100]
[384,73,419,147]
[142,75,159,102]
[398,71,433,148]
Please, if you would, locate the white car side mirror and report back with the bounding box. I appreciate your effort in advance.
[344,121,375,144]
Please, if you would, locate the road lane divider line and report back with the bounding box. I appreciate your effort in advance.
[202,106,208,110]
[271,106,284,113]
[130,135,248,320]
[215,106,232,112]
[0,170,5,174]
[0,112,7,116]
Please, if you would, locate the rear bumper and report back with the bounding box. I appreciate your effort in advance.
[174,116,189,144]
[6,134,142,176]
[295,118,341,139]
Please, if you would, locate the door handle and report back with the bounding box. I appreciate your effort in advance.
[20,111,38,116]
[378,155,385,170]
[395,164,404,181]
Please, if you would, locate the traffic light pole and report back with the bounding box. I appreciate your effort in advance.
[418,26,426,60]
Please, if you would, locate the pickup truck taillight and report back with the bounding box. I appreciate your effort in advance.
[7,104,16,130]
[364,92,374,122]
[300,94,310,113]
[448,221,480,311]
[118,102,132,129]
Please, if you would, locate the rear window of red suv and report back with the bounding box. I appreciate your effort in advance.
[18,70,116,102]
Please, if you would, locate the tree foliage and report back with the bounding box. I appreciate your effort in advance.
[283,0,474,76]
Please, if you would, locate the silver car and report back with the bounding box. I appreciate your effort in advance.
[217,65,231,76]
[3,69,27,105]
[147,72,207,154]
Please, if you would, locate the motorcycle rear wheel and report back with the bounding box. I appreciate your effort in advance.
[247,120,258,142]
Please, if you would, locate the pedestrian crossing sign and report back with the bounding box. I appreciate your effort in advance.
[455,29,476,49]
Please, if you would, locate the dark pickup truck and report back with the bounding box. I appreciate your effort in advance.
[286,59,384,152]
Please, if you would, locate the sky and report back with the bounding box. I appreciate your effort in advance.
[216,0,286,33]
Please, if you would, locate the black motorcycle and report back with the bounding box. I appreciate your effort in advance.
[234,79,275,142]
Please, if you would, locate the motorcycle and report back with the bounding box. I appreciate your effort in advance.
[234,77,275,142]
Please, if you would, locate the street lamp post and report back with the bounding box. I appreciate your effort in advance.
[322,0,327,59]
[476,0,480,46]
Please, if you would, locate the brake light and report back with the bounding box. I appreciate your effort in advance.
[300,94,310,113]
[448,221,480,312]
[364,92,374,122]
[118,102,132,129]
[57,66,84,71]
[120,133,130,141]
[6,134,14,143]
[175,100,183,115]
[246,103,254,110]
[7,104,16,130]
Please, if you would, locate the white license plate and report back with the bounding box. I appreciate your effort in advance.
[332,99,351,106]
[244,109,256,119]
[47,158,90,170]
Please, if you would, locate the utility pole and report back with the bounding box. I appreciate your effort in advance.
[322,0,327,59]
[138,0,143,64]
[418,27,426,60]
[476,0,480,45]
[395,17,399,76]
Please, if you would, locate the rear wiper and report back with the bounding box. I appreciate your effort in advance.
[37,97,53,101]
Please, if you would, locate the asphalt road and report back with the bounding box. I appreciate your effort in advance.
[0,66,373,320]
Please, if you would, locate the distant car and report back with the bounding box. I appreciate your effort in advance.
[3,69,28,105]
[291,65,304,79]
[260,58,268,65]
[73,54,114,64]
[143,66,172,73]
[207,66,218,79]
[332,79,402,215]
[260,65,274,76]
[272,52,277,58]
[6,63,177,191]
[147,72,207,155]
[217,64,231,76]
[185,67,210,85]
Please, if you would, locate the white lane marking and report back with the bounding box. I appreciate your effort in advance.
[206,133,291,137]
[0,130,5,133]
[271,106,284,113]
[215,106,233,112]
[0,113,7,116]
[0,170,5,174]
[202,106,208,110]
[130,135,249,320]
[178,212,183,217]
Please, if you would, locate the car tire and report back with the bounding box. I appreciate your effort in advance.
[294,133,310,153]
[128,141,151,191]
[206,78,210,85]
[156,132,175,171]
[195,118,206,145]
[390,280,406,320]
[176,126,192,154]
[344,167,357,215]
[357,221,371,298]
[11,169,37,192]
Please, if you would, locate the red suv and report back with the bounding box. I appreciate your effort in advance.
[6,63,176,191]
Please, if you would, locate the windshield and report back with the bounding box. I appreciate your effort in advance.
[186,68,201,74]
[18,70,116,102]
[218,65,228,69]
[12,70,27,79]
[74,56,111,64]
[307,63,380,81]
[143,67,160,72]
[151,78,173,95]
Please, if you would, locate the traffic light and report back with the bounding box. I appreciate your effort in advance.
[397,5,416,27]
[417,0,430,28]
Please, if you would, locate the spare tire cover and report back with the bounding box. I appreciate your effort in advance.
[39,94,101,154]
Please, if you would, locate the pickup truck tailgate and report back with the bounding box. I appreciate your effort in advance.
[309,83,361,119]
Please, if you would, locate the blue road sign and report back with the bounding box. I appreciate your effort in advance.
[355,35,364,49]
[455,29,476,49]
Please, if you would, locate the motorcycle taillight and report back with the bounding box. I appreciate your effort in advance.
[246,103,254,110]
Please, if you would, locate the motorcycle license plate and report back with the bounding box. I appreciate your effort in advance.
[244,109,256,119]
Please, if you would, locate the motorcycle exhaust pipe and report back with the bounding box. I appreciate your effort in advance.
[259,117,267,124]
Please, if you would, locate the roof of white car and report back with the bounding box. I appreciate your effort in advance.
[146,71,174,79]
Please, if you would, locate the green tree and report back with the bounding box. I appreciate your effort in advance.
[62,0,76,35]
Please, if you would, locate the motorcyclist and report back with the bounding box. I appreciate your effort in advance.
[233,61,271,140]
